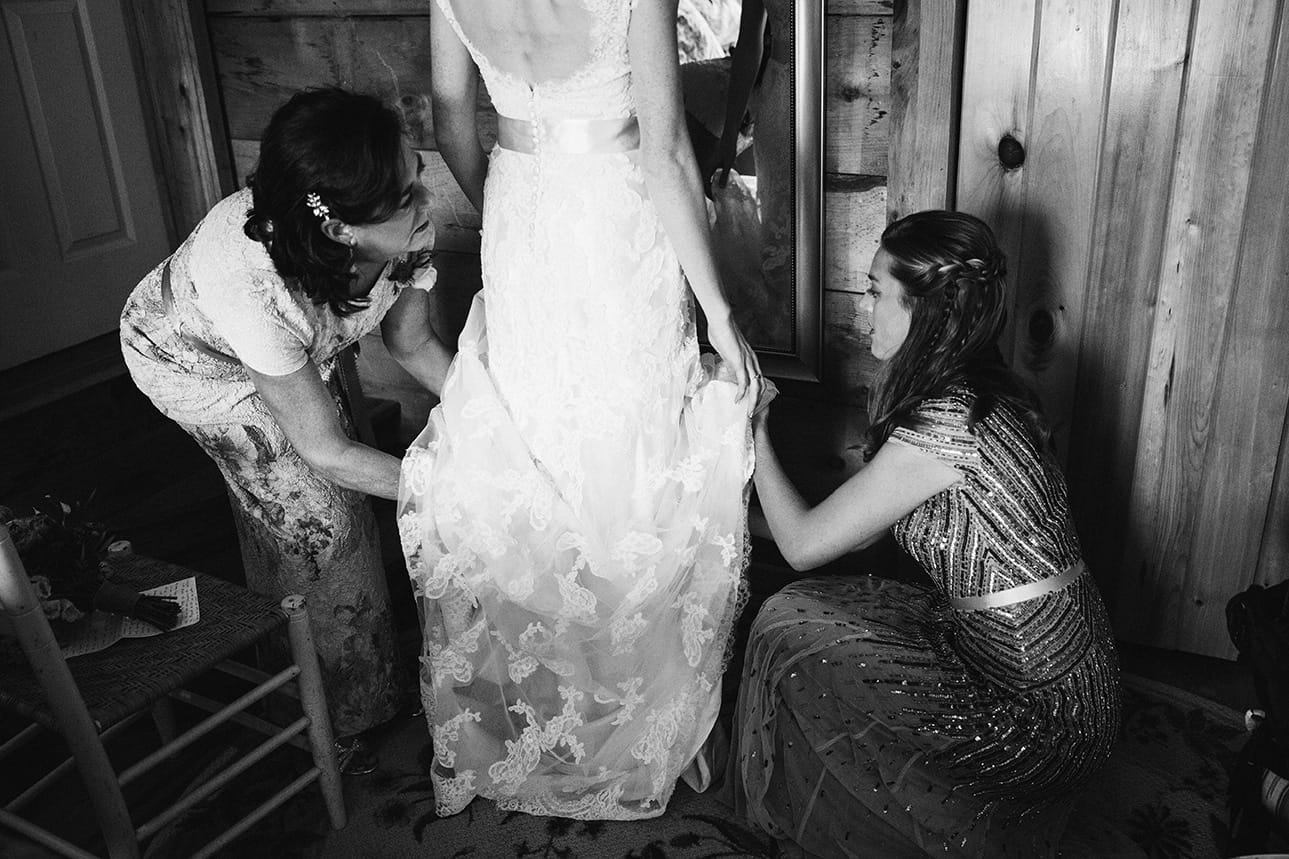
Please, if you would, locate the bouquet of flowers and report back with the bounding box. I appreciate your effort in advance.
[1,496,181,631]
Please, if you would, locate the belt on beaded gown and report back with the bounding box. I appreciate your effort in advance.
[496,114,640,154]
[949,559,1088,611]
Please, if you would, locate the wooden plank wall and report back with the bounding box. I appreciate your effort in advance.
[193,0,1289,655]
[201,0,896,501]
[952,0,1289,657]
[801,0,891,493]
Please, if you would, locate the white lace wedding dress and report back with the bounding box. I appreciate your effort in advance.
[397,0,754,821]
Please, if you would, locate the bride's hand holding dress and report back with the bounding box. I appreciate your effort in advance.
[629,0,761,402]
[706,309,761,402]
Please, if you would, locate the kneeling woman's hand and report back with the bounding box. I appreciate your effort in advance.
[751,377,778,435]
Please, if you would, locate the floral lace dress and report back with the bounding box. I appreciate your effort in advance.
[120,188,423,737]
[397,0,754,821]
[729,390,1121,857]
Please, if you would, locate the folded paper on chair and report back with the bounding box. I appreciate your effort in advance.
[61,576,200,658]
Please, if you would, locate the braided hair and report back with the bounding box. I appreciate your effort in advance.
[864,210,1047,459]
[243,88,408,316]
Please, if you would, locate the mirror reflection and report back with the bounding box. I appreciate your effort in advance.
[680,0,795,354]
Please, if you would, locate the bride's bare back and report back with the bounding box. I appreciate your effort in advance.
[442,0,599,86]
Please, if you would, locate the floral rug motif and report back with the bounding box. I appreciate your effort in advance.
[128,672,1253,859]
[1060,673,1249,859]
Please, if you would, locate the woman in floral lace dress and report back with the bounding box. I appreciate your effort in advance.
[397,0,762,821]
[120,89,451,767]
[729,210,1120,857]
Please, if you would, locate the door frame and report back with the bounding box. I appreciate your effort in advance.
[121,0,231,245]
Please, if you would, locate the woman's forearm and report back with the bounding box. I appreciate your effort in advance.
[429,0,486,213]
[752,426,814,569]
[310,441,403,501]
[438,124,487,213]
[641,145,732,322]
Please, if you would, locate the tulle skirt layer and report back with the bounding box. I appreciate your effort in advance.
[399,295,753,820]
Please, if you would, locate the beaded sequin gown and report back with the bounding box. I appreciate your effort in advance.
[729,388,1120,857]
[397,0,754,821]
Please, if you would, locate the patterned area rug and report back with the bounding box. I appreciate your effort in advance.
[127,671,1250,859]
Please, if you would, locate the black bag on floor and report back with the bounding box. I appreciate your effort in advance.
[1225,578,1289,855]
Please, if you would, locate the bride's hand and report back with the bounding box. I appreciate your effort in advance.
[708,312,761,403]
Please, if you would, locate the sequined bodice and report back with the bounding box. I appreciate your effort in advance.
[891,392,1081,596]
[890,390,1112,691]
[433,0,636,120]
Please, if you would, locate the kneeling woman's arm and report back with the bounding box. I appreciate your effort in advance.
[249,363,404,501]
[753,414,962,572]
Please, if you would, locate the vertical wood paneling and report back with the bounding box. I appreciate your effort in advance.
[124,0,226,239]
[207,16,436,144]
[823,288,880,406]
[886,0,963,219]
[1119,0,1281,653]
[1065,0,1191,608]
[182,0,1289,658]
[1003,0,1112,454]
[825,14,890,176]
[1182,2,1289,654]
[954,0,1034,268]
[824,175,885,294]
[1244,2,1289,588]
[1261,408,1289,583]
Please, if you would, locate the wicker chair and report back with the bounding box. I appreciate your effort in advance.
[0,523,345,858]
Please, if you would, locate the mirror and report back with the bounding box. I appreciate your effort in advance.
[680,0,822,383]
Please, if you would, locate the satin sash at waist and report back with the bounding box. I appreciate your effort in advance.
[496,114,640,155]
[949,560,1087,611]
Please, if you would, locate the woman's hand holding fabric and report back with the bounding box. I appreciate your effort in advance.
[751,377,778,435]
[707,312,761,403]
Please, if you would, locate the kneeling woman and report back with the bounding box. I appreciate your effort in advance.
[730,210,1120,857]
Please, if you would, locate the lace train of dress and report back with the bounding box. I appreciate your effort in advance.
[397,0,755,822]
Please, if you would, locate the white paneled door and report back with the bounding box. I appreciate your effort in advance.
[0,0,169,370]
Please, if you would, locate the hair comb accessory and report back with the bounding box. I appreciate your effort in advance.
[305,192,331,221]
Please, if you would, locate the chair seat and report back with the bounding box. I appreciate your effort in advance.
[0,555,281,733]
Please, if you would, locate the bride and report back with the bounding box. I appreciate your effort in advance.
[397,0,763,821]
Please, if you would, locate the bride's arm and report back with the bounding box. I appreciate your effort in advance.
[430,0,486,212]
[627,0,759,399]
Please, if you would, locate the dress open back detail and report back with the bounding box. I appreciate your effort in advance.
[399,0,753,820]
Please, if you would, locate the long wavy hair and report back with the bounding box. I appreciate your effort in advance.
[243,88,408,316]
[864,210,1047,459]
